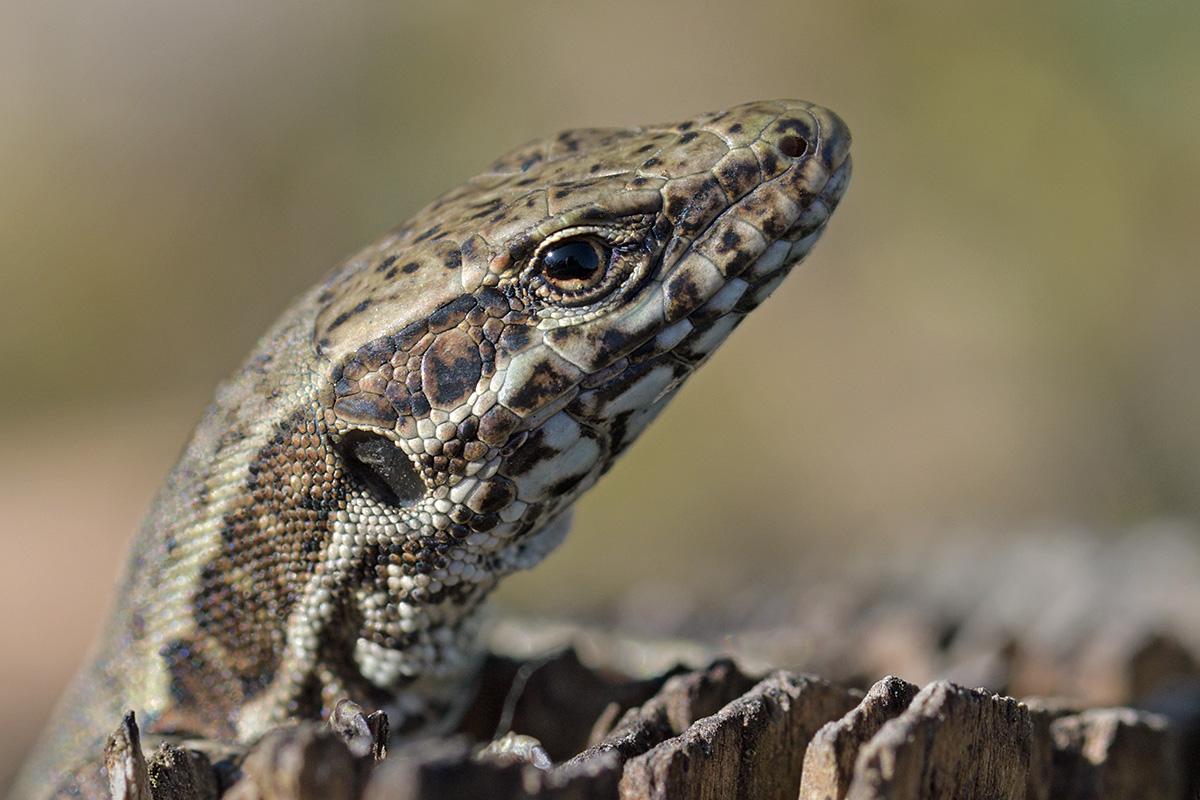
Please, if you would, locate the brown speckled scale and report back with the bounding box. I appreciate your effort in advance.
[9,99,850,800]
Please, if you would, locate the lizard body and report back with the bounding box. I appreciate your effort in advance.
[8,99,850,799]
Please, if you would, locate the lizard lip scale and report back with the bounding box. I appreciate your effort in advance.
[9,100,850,800]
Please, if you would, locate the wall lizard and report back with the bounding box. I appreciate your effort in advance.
[7,99,851,799]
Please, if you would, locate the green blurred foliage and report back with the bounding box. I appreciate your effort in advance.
[1,0,1199,607]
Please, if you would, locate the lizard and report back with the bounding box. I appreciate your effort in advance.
[6,99,851,799]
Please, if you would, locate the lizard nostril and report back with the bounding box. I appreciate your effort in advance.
[777,134,808,159]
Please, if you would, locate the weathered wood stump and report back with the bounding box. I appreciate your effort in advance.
[111,647,1193,800]
[98,525,1200,798]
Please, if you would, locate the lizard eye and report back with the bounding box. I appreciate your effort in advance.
[338,431,424,507]
[527,236,630,308]
[519,219,655,314]
[538,238,610,292]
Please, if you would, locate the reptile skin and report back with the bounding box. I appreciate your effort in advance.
[8,99,851,799]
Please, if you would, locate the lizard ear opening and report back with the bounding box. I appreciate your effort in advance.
[338,431,425,508]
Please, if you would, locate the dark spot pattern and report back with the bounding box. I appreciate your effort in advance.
[413,224,442,243]
[155,639,241,739]
[193,410,344,701]
[422,330,483,410]
[714,148,763,201]
[465,477,517,515]
[663,174,728,238]
[500,358,580,416]
[334,393,400,426]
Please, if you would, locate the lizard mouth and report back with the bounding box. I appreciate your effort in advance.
[770,154,853,276]
[789,153,852,240]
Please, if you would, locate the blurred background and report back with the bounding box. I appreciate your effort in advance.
[2,0,1198,788]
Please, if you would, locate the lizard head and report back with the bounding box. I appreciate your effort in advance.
[309,100,849,706]
[187,100,849,737]
[313,98,849,553]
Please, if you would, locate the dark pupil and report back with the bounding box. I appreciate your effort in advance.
[542,240,603,283]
